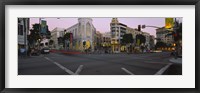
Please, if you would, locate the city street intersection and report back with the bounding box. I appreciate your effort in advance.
[18,52,182,75]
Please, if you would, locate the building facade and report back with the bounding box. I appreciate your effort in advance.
[51,27,65,49]
[126,27,142,44]
[65,18,96,51]
[102,32,111,51]
[156,27,174,45]
[18,18,29,50]
[142,32,150,49]
[95,31,102,50]
[126,26,152,50]
[149,35,155,50]
[110,18,127,53]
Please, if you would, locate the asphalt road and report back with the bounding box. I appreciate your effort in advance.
[18,52,182,75]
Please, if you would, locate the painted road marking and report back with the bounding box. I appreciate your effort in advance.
[75,65,83,75]
[143,61,169,65]
[155,63,173,75]
[44,57,83,75]
[121,67,134,75]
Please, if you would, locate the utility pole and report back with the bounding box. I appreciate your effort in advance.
[23,18,28,56]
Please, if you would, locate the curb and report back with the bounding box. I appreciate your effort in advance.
[169,58,182,64]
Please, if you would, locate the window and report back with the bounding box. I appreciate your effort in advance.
[75,28,77,37]
[86,22,91,37]
[18,24,23,35]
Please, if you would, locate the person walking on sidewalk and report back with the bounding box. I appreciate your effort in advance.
[20,46,26,58]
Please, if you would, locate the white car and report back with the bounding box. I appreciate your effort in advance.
[41,47,50,54]
[154,50,162,53]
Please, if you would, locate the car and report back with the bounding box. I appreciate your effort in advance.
[41,47,50,54]
[153,50,162,53]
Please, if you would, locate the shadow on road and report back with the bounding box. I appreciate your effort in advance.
[163,63,182,75]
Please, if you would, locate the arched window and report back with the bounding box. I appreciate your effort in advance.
[86,22,91,38]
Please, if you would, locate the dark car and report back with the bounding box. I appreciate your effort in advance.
[41,47,50,54]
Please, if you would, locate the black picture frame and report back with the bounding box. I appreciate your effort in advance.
[0,0,199,93]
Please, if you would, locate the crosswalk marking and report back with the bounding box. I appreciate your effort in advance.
[155,63,173,75]
[121,67,134,75]
[44,57,83,75]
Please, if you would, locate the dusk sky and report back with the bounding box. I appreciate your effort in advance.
[30,17,182,37]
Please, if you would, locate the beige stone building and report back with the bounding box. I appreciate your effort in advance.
[51,27,65,49]
[110,18,127,53]
[65,18,96,51]
[156,27,174,45]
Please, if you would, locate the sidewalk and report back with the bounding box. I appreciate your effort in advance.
[169,58,182,64]
[50,49,83,54]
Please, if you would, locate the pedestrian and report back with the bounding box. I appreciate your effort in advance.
[20,46,26,58]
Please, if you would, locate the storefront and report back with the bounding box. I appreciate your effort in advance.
[111,44,120,53]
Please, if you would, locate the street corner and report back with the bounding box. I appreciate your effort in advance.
[169,58,182,64]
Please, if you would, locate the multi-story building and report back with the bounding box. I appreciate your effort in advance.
[102,32,111,49]
[65,18,96,51]
[156,27,173,45]
[110,18,127,53]
[149,35,155,50]
[18,18,29,50]
[95,31,102,50]
[51,27,65,49]
[142,32,150,49]
[126,27,142,44]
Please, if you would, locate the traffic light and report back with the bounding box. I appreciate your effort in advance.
[138,25,141,31]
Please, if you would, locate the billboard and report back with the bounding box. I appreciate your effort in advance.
[40,20,47,34]
[165,18,174,29]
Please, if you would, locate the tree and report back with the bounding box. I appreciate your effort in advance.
[49,40,54,45]
[57,37,64,45]
[28,23,51,48]
[121,34,134,44]
[121,34,134,53]
[63,33,72,40]
[155,41,167,49]
[45,26,51,39]
[28,24,41,47]
[136,34,146,45]
[63,33,73,48]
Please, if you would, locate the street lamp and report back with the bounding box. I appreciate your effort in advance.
[142,25,173,31]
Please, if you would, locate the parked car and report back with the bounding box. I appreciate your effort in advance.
[154,50,162,53]
[41,47,50,54]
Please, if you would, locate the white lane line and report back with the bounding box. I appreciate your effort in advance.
[53,62,75,75]
[44,57,80,75]
[155,63,173,75]
[75,65,83,75]
[121,67,134,75]
[143,61,169,65]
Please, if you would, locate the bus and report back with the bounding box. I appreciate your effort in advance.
[40,38,50,54]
